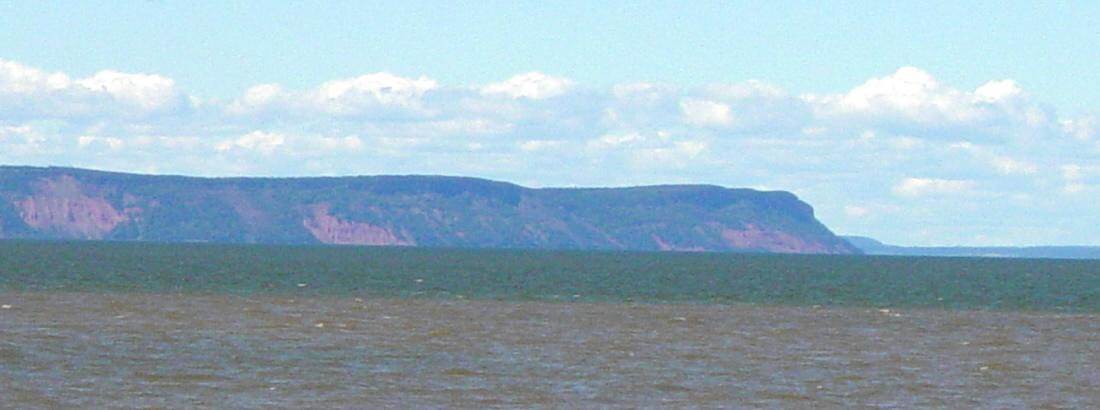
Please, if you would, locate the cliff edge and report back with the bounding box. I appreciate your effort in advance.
[0,166,859,254]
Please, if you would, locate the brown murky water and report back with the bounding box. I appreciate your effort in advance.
[0,292,1097,408]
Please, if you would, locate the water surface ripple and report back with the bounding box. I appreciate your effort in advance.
[1,293,1096,408]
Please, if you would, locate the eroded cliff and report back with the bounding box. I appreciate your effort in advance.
[15,176,130,239]
[303,204,415,246]
[0,166,859,254]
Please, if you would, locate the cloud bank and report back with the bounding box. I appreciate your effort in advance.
[1,58,1097,245]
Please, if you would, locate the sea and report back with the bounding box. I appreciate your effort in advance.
[0,241,1097,408]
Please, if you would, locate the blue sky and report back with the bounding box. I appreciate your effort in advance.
[1,1,1098,246]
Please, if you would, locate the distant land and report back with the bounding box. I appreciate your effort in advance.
[0,166,858,254]
[844,236,1100,260]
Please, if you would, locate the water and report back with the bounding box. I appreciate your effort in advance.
[0,241,1098,407]
[2,241,1098,311]
[1,293,1097,408]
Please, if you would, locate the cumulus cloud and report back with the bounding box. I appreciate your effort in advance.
[805,66,1055,140]
[892,177,976,197]
[810,67,960,121]
[77,135,125,150]
[4,58,1100,244]
[228,72,439,120]
[0,59,189,119]
[228,83,287,114]
[680,81,810,134]
[680,98,732,127]
[481,72,573,99]
[0,59,70,93]
[216,131,286,154]
[75,70,184,113]
[310,72,437,115]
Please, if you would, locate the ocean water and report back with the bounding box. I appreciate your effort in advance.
[0,241,1098,407]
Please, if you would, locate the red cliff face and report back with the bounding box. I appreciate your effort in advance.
[651,234,706,252]
[0,167,859,254]
[15,175,129,239]
[302,204,415,246]
[645,223,842,254]
[720,224,837,254]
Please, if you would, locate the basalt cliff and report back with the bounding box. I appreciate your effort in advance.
[0,167,859,254]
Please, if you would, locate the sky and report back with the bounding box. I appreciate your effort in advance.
[0,1,1098,246]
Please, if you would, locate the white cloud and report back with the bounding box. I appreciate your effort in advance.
[314,135,363,152]
[5,58,1100,244]
[243,83,285,105]
[0,59,71,94]
[415,118,514,136]
[702,80,787,101]
[312,72,437,113]
[587,132,647,150]
[810,67,967,121]
[830,67,971,118]
[1061,115,1097,141]
[1059,164,1100,194]
[950,142,1037,175]
[988,156,1038,175]
[632,140,707,165]
[228,73,439,118]
[973,79,1024,104]
[77,135,125,150]
[216,131,286,154]
[0,125,47,154]
[680,98,732,127]
[228,83,286,114]
[681,81,810,134]
[892,177,976,197]
[75,70,183,113]
[0,125,33,141]
[604,82,680,128]
[0,58,190,118]
[481,72,573,99]
[612,82,672,101]
[519,139,565,152]
[805,67,1055,141]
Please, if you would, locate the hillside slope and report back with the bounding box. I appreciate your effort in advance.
[0,167,858,254]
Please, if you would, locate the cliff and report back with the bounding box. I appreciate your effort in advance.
[0,166,859,254]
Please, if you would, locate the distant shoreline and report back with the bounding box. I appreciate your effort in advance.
[843,236,1100,260]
